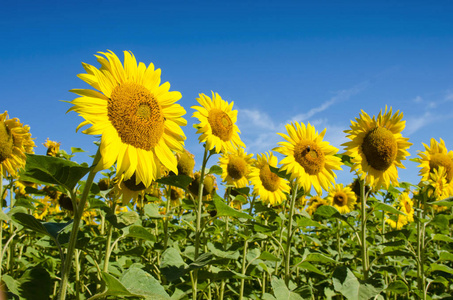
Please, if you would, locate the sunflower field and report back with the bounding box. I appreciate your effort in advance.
[1,51,453,300]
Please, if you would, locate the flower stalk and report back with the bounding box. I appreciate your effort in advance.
[284,183,299,285]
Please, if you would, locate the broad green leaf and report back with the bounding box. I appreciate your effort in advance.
[125,225,156,242]
[429,263,453,274]
[18,266,52,300]
[252,221,279,233]
[259,251,281,262]
[156,175,193,189]
[233,186,250,196]
[187,253,214,271]
[106,210,139,229]
[381,250,414,258]
[429,214,449,230]
[144,203,166,219]
[297,262,325,276]
[374,202,406,215]
[271,277,304,300]
[213,195,252,219]
[12,213,50,236]
[313,205,343,220]
[0,209,11,221]
[332,266,384,300]
[20,154,91,190]
[439,251,453,262]
[304,253,336,264]
[386,280,408,294]
[160,247,187,282]
[99,272,134,297]
[431,234,453,243]
[428,196,453,207]
[269,165,292,181]
[295,215,324,229]
[207,242,240,260]
[2,274,20,296]
[120,268,170,299]
[208,165,223,175]
[71,147,85,154]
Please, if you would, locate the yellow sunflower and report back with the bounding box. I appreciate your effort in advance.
[398,192,414,223]
[250,152,290,206]
[326,184,357,214]
[219,147,254,188]
[116,173,154,205]
[43,138,61,157]
[0,111,35,177]
[167,186,184,208]
[422,167,451,212]
[343,107,412,190]
[305,196,329,216]
[175,149,195,177]
[191,92,245,153]
[416,138,453,192]
[68,50,187,188]
[188,172,218,200]
[275,122,342,195]
[386,214,408,230]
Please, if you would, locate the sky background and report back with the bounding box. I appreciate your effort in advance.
[1,0,453,195]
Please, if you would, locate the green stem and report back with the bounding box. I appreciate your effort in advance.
[193,146,209,300]
[164,187,171,249]
[220,188,231,300]
[102,201,116,273]
[274,201,287,277]
[284,183,298,285]
[58,149,101,300]
[360,178,369,280]
[239,196,256,300]
[336,219,342,260]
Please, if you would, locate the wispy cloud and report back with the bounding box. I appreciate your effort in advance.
[405,111,433,135]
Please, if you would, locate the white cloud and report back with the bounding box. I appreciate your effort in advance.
[405,111,433,135]
[413,96,423,103]
[445,91,453,102]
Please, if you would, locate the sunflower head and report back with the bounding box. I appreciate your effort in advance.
[343,107,412,190]
[188,172,217,200]
[43,138,61,157]
[168,186,184,207]
[59,194,74,211]
[326,184,357,214]
[69,50,187,188]
[0,111,35,177]
[175,149,195,177]
[305,196,329,216]
[191,92,245,153]
[117,173,153,205]
[219,148,254,188]
[275,122,342,195]
[250,152,290,206]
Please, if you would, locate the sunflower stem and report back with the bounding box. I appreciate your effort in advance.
[58,148,101,300]
[239,195,256,300]
[284,183,299,286]
[220,187,231,300]
[193,146,209,300]
[360,178,369,280]
[164,187,171,249]
[336,218,342,260]
[102,200,116,273]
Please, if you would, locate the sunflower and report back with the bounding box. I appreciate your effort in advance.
[167,186,184,207]
[68,50,187,188]
[191,92,245,153]
[219,148,254,188]
[43,138,61,157]
[250,152,290,206]
[398,192,414,223]
[421,167,451,212]
[116,173,154,205]
[188,172,217,200]
[175,149,195,177]
[416,138,453,192]
[386,214,408,230]
[326,184,357,214]
[305,195,329,216]
[275,122,342,195]
[0,111,35,177]
[343,107,412,190]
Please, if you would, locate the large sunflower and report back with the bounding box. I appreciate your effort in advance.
[0,111,35,177]
[68,50,187,187]
[250,152,290,206]
[219,147,254,188]
[191,92,245,153]
[275,122,342,195]
[343,107,412,190]
[416,138,453,192]
[326,184,357,214]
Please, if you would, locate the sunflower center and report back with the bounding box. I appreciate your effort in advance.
[429,153,453,182]
[333,192,348,207]
[403,201,412,214]
[293,141,325,175]
[123,174,147,191]
[227,156,247,180]
[259,165,281,192]
[108,83,165,151]
[362,127,397,171]
[208,108,233,141]
[0,122,13,163]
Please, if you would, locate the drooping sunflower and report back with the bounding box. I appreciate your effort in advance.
[0,111,35,177]
[325,184,357,214]
[68,50,187,188]
[250,152,290,206]
[43,138,61,157]
[188,171,218,200]
[175,149,195,178]
[275,122,342,195]
[343,107,412,190]
[116,173,154,205]
[219,147,254,188]
[416,138,453,193]
[191,92,245,153]
[305,195,329,216]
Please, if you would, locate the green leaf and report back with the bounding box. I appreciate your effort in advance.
[429,263,453,274]
[213,195,252,219]
[233,186,251,196]
[106,210,140,229]
[207,242,240,260]
[208,165,223,175]
[20,154,91,190]
[332,266,384,300]
[120,268,170,299]
[432,234,453,243]
[156,175,193,189]
[12,213,50,236]
[125,225,156,242]
[259,251,281,262]
[99,272,134,297]
[0,209,11,221]
[269,165,292,181]
[386,280,408,294]
[374,202,406,215]
[297,262,325,276]
[2,274,20,296]
[18,266,52,300]
[70,147,86,154]
[271,277,304,300]
[304,253,336,264]
[144,203,166,219]
[439,251,453,262]
[160,247,187,282]
[313,205,344,220]
[428,196,453,207]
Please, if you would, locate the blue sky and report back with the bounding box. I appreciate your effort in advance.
[2,0,453,194]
